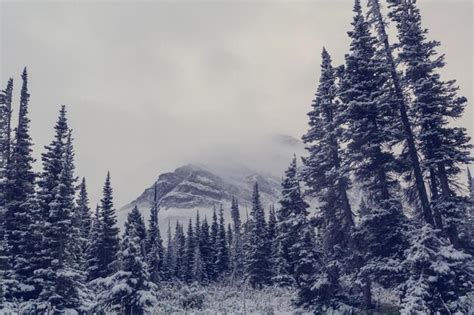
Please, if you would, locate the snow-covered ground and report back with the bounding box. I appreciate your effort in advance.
[152,284,299,315]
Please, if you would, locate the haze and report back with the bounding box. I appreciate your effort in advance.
[1,0,472,207]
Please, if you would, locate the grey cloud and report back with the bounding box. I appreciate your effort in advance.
[1,0,472,207]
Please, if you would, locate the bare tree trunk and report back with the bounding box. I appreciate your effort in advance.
[437,163,460,247]
[362,277,373,311]
[428,166,444,230]
[369,0,434,226]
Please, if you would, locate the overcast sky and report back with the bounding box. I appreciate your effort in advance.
[1,0,472,207]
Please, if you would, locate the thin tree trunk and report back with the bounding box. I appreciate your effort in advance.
[327,99,354,230]
[370,0,434,226]
[362,277,373,311]
[429,166,444,230]
[437,162,460,247]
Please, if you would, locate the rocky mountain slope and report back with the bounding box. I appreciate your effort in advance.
[118,134,305,230]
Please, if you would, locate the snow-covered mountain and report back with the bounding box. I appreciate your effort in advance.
[118,134,305,230]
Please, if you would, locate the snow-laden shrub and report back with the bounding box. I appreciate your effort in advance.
[152,283,296,314]
[178,284,206,310]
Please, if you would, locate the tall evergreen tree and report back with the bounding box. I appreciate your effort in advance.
[271,238,294,288]
[400,224,472,314]
[37,105,69,219]
[267,205,277,280]
[226,223,233,261]
[275,158,321,308]
[0,78,12,293]
[267,205,277,247]
[301,47,357,311]
[339,0,400,207]
[215,205,230,277]
[86,205,102,282]
[145,184,164,284]
[183,218,195,283]
[46,130,82,308]
[339,1,409,308]
[293,223,320,311]
[230,197,244,280]
[387,0,473,247]
[302,48,354,251]
[209,207,219,281]
[126,206,147,256]
[245,183,271,288]
[34,106,72,304]
[3,68,38,299]
[194,211,201,242]
[0,78,13,200]
[365,0,434,227]
[101,208,156,314]
[464,169,474,253]
[173,222,186,281]
[162,222,174,282]
[192,243,206,284]
[199,216,213,283]
[49,131,84,310]
[276,157,310,279]
[97,172,120,278]
[75,178,92,260]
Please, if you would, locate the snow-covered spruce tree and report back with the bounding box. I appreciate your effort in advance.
[0,78,13,200]
[271,238,294,288]
[387,0,473,248]
[301,48,357,310]
[41,131,84,310]
[184,218,196,283]
[269,207,282,283]
[37,105,69,220]
[216,205,230,277]
[173,221,186,281]
[192,211,207,284]
[275,157,309,280]
[0,78,12,294]
[209,207,219,281]
[0,233,8,309]
[126,206,147,257]
[75,177,92,262]
[227,223,233,266]
[34,105,71,302]
[195,211,201,246]
[302,48,354,252]
[226,223,233,255]
[86,205,102,282]
[367,0,435,228]
[192,242,206,284]
[230,197,244,281]
[146,184,164,284]
[245,183,272,289]
[339,1,409,309]
[100,207,157,314]
[162,222,174,282]
[3,68,38,300]
[293,221,320,311]
[400,224,472,314]
[267,205,277,242]
[199,216,214,283]
[464,168,474,253]
[275,158,320,309]
[97,172,120,278]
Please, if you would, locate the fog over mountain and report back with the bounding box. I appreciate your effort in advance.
[1,1,471,209]
[118,134,306,230]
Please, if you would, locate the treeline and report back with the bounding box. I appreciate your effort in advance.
[0,0,473,314]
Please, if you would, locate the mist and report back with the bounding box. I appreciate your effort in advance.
[1,0,472,207]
